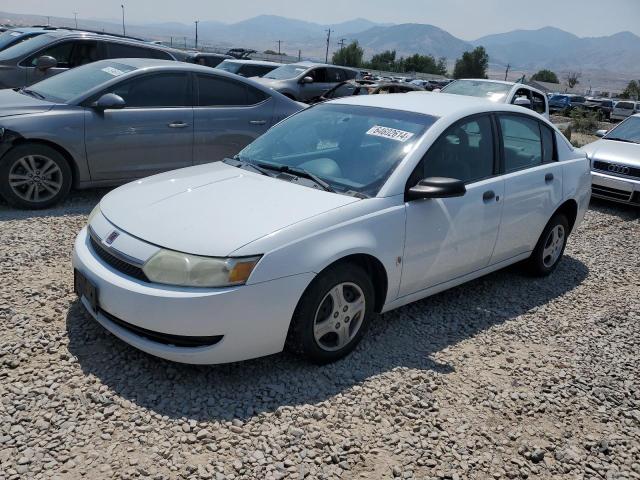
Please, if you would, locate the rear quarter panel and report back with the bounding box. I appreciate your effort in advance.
[558,136,591,230]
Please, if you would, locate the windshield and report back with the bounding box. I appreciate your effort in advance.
[441,80,512,102]
[0,30,36,51]
[28,61,137,103]
[0,33,56,60]
[263,64,308,80]
[236,104,436,197]
[605,116,640,143]
[216,60,241,74]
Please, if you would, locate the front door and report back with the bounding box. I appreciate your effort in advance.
[85,72,194,181]
[400,114,504,296]
[299,67,332,101]
[193,73,274,164]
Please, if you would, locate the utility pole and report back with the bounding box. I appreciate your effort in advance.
[277,40,282,55]
[338,38,346,50]
[298,49,301,61]
[325,28,332,63]
[121,5,126,36]
[170,36,173,47]
[46,16,50,26]
[184,36,187,48]
[194,20,199,49]
[73,12,78,29]
[504,63,510,81]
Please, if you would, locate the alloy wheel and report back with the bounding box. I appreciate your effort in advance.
[313,282,366,352]
[8,155,63,203]
[542,224,565,268]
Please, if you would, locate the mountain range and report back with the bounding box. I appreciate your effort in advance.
[1,11,638,82]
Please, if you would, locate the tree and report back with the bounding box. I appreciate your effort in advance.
[332,41,364,68]
[400,54,448,76]
[620,80,640,100]
[565,71,581,89]
[452,46,489,79]
[365,50,397,71]
[531,69,559,84]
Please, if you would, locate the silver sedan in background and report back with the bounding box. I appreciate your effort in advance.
[0,58,302,209]
[583,114,640,206]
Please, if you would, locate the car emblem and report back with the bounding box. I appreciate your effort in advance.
[105,231,120,245]
[608,164,630,175]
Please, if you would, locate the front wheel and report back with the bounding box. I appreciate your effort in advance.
[526,213,569,276]
[286,263,374,364]
[0,143,72,209]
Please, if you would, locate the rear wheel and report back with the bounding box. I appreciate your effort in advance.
[0,143,72,209]
[526,213,569,276]
[286,263,374,364]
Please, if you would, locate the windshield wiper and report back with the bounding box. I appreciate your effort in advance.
[224,157,274,177]
[604,137,639,144]
[257,163,336,193]
[18,88,45,100]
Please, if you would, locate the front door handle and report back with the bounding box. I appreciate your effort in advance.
[545,173,554,183]
[483,190,496,202]
[168,122,188,128]
[249,120,267,125]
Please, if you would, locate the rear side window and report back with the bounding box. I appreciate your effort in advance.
[238,65,273,77]
[328,68,345,82]
[106,42,173,60]
[197,74,267,106]
[499,115,543,173]
[343,69,357,80]
[541,125,557,163]
[110,73,190,107]
[415,115,495,184]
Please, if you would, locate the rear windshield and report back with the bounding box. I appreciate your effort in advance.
[263,64,308,80]
[237,103,437,197]
[550,95,569,103]
[441,80,512,102]
[215,60,242,74]
[616,102,634,110]
[0,33,56,60]
[28,61,137,103]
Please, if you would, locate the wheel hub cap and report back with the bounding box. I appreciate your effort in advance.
[313,282,366,352]
[8,154,63,203]
[542,225,565,268]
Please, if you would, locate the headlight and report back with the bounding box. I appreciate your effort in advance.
[87,204,100,225]
[142,250,261,288]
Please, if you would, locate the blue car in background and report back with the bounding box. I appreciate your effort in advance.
[0,27,50,52]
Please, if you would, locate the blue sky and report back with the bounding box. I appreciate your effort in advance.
[2,0,639,39]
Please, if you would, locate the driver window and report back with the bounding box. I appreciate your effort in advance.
[411,115,495,185]
[309,68,328,83]
[29,41,74,67]
[531,90,546,114]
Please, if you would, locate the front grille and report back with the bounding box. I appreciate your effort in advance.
[89,235,150,282]
[101,309,224,348]
[592,184,633,202]
[593,160,640,179]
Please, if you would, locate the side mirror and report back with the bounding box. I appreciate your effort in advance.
[92,93,126,111]
[514,97,532,107]
[595,129,608,138]
[406,177,466,200]
[432,88,441,93]
[35,55,57,71]
[300,76,314,84]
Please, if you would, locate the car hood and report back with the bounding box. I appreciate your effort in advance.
[0,88,56,118]
[100,162,359,257]
[582,139,640,167]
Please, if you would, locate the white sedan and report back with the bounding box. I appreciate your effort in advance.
[72,93,591,365]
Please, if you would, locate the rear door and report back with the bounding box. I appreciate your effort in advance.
[491,113,563,263]
[84,71,194,181]
[193,73,274,164]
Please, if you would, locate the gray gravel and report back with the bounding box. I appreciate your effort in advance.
[1,191,639,480]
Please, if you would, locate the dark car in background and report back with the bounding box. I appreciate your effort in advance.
[549,94,586,115]
[0,59,302,209]
[216,59,282,78]
[187,52,233,68]
[0,30,192,88]
[583,98,615,121]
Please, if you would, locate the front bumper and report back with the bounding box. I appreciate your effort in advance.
[72,227,314,364]
[591,170,640,206]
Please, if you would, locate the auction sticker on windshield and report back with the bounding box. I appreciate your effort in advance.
[366,126,415,142]
[102,66,126,77]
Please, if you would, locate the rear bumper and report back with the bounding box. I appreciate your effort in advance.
[591,170,640,206]
[72,227,314,364]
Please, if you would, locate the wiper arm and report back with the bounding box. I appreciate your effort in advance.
[224,157,274,177]
[257,163,335,193]
[19,88,45,100]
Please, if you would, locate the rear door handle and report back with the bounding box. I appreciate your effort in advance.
[545,173,554,183]
[168,122,188,128]
[249,120,267,125]
[483,190,496,202]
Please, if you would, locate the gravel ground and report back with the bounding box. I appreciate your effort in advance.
[1,191,639,480]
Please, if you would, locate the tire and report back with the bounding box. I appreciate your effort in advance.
[526,213,570,277]
[285,262,375,364]
[0,143,72,209]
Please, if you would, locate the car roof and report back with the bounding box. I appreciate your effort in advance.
[331,91,546,119]
[35,30,187,54]
[293,61,358,71]
[456,78,516,86]
[221,59,282,66]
